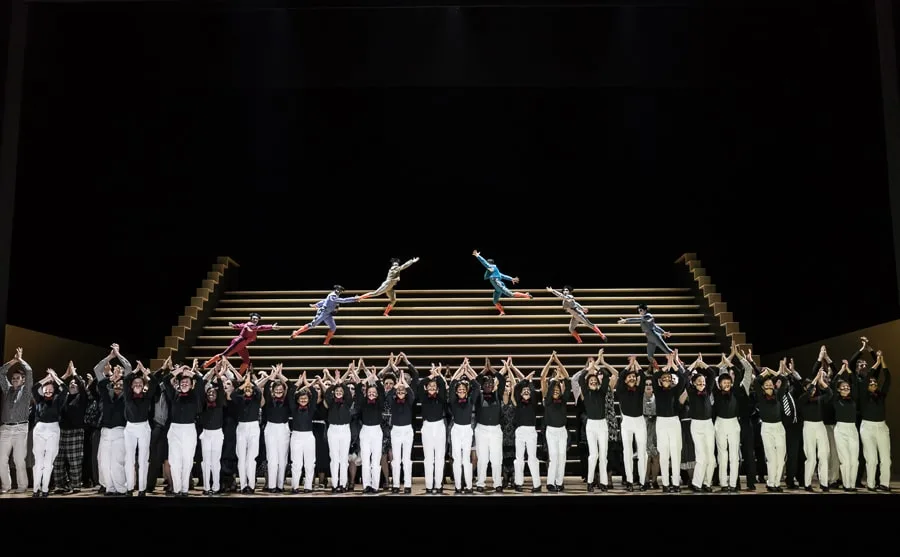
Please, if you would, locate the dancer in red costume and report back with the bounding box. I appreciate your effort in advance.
[202,312,280,376]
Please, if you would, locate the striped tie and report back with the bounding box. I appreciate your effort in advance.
[782,393,795,423]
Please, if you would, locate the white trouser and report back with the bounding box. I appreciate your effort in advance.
[167,423,197,494]
[475,424,502,488]
[714,417,741,488]
[802,421,829,487]
[450,424,473,489]
[391,424,414,488]
[327,423,351,488]
[656,416,682,486]
[514,425,540,488]
[545,425,568,486]
[0,423,28,491]
[834,422,860,488]
[265,422,290,489]
[760,422,786,487]
[421,420,446,490]
[99,426,126,493]
[691,419,715,488]
[825,424,841,483]
[860,420,891,489]
[124,421,151,492]
[620,415,647,484]
[236,421,260,489]
[200,428,224,492]
[290,431,316,490]
[585,419,609,486]
[32,422,60,493]
[359,425,382,490]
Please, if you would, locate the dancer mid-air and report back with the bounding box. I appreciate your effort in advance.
[290,285,361,345]
[546,286,607,343]
[359,257,420,316]
[473,250,533,316]
[618,303,672,369]
[202,313,279,376]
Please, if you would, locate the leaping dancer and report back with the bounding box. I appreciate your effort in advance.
[290,285,361,345]
[358,257,420,316]
[545,286,607,343]
[202,312,279,376]
[617,303,673,370]
[472,250,533,316]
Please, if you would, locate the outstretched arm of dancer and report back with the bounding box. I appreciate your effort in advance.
[397,257,419,271]
[540,353,555,397]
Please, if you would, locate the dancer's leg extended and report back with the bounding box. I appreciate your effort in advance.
[203,338,248,369]
[360,279,396,300]
[490,279,531,315]
[646,335,673,370]
[568,312,606,343]
[290,312,328,339]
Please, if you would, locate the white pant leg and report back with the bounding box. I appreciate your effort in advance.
[125,421,151,492]
[834,422,860,488]
[421,421,445,490]
[98,428,110,489]
[32,422,61,493]
[479,424,503,488]
[327,424,350,488]
[545,425,568,486]
[861,420,892,488]
[265,423,290,489]
[201,428,224,491]
[107,427,127,494]
[802,421,829,487]
[167,423,197,494]
[691,419,715,488]
[475,424,490,488]
[826,424,840,483]
[0,424,29,491]
[514,426,540,488]
[277,424,290,489]
[761,422,786,487]
[656,416,681,486]
[450,424,473,489]
[874,422,891,487]
[715,417,740,488]
[621,415,648,484]
[585,419,610,485]
[301,431,316,491]
[236,421,260,490]
[358,425,382,490]
[390,425,414,488]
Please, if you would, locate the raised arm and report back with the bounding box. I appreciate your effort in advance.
[398,257,419,271]
[539,354,554,397]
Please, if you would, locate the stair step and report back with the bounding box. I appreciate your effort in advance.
[226,288,692,296]
[214,305,701,313]
[220,296,697,304]
[207,314,706,321]
[184,352,713,361]
[195,332,715,340]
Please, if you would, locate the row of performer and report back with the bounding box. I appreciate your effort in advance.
[0,335,891,496]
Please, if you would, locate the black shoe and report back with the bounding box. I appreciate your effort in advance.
[720,487,731,493]
[557,484,565,492]
[625,483,634,492]
[337,486,346,493]
[689,484,701,493]
[454,488,462,494]
[32,491,40,498]
[547,485,558,493]
[640,483,649,492]
[587,484,595,493]
[97,486,106,494]
[745,484,756,492]
[476,486,484,493]
[531,486,541,493]
[599,483,608,492]
[41,491,49,498]
[275,487,284,494]
[821,486,830,492]
[494,486,503,493]
[391,487,400,494]
[774,487,784,493]
[804,486,814,492]
[54,488,67,495]
[71,489,80,494]
[267,488,277,494]
[303,489,312,493]
[876,485,892,492]
[203,490,211,496]
[138,491,146,497]
[403,487,412,494]
[425,488,433,495]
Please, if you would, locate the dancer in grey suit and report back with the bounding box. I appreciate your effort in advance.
[359,257,419,316]
[546,286,607,344]
[618,303,673,369]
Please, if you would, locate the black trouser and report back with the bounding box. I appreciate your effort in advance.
[220,420,238,490]
[90,428,101,486]
[82,426,98,486]
[738,417,756,486]
[753,420,767,481]
[784,421,803,485]
[147,422,168,492]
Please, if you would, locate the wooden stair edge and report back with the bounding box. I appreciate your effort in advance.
[153,256,238,367]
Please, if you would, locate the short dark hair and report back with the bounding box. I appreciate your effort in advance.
[637,303,649,312]
[390,258,400,265]
[333,284,345,293]
[563,285,573,293]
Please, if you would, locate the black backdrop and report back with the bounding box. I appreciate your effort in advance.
[7,0,896,360]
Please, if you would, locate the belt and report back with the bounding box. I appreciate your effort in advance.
[3,421,27,426]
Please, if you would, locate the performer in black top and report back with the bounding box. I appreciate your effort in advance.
[617,356,649,491]
[449,359,479,493]
[859,350,891,491]
[542,352,571,492]
[164,361,203,497]
[123,361,158,496]
[388,361,418,494]
[798,364,832,492]
[474,358,507,492]
[653,351,688,492]
[229,371,262,493]
[753,361,789,491]
[578,350,617,492]
[711,348,743,492]
[324,375,352,492]
[31,367,66,497]
[418,362,449,494]
[508,356,541,492]
[832,360,859,491]
[199,361,227,495]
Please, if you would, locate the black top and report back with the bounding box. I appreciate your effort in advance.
[686,369,714,421]
[543,379,571,428]
[859,368,891,422]
[231,386,262,423]
[356,382,384,427]
[513,380,537,427]
[98,378,126,428]
[32,384,66,424]
[289,385,317,432]
[474,373,506,426]
[832,373,858,423]
[616,371,645,418]
[449,379,479,426]
[579,370,611,420]
[388,387,417,427]
[124,374,158,424]
[164,376,204,425]
[417,378,447,423]
[263,383,291,424]
[753,376,788,424]
[199,383,226,430]
[325,385,352,425]
[59,377,87,429]
[652,365,688,418]
[711,366,740,420]
[797,385,833,422]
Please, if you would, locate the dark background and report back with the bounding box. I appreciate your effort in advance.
[6,0,897,361]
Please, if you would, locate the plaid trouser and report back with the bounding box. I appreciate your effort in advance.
[53,428,85,489]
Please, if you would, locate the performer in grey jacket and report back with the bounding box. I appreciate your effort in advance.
[545,286,607,343]
[359,257,419,316]
[618,303,673,369]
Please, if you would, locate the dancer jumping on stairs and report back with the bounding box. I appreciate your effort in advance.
[203,313,279,376]
[617,303,672,370]
[359,257,420,316]
[472,250,533,316]
[546,286,607,343]
[290,285,361,345]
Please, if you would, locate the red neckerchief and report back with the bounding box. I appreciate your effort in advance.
[428,393,438,399]
[206,400,216,408]
[395,397,406,405]
[552,398,562,404]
